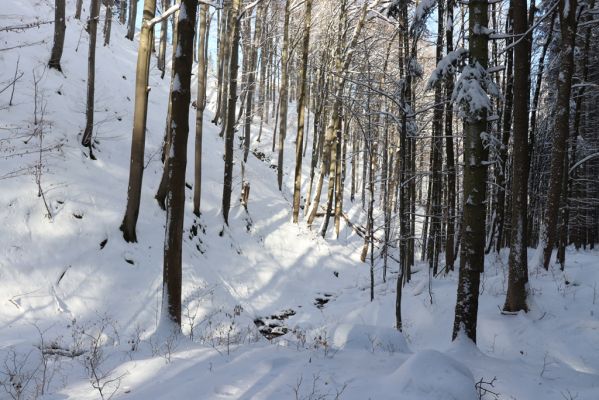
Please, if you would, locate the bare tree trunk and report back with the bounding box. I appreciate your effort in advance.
[75,0,84,19]
[215,1,232,131]
[335,114,348,238]
[242,2,264,161]
[119,0,127,24]
[292,0,312,222]
[49,0,66,71]
[504,0,531,313]
[157,0,169,78]
[256,7,269,141]
[155,3,181,209]
[126,0,138,40]
[161,0,197,329]
[193,4,208,216]
[103,0,114,46]
[445,0,456,272]
[428,0,444,275]
[276,0,291,191]
[120,0,157,242]
[221,0,241,225]
[81,0,101,159]
[212,3,227,124]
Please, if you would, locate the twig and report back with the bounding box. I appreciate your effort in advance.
[0,20,54,32]
[8,54,24,106]
[0,40,46,52]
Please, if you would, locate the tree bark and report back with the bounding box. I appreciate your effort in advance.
[504,0,531,313]
[428,0,444,275]
[445,0,456,271]
[103,0,114,46]
[193,4,208,216]
[221,0,241,225]
[119,0,127,24]
[162,0,197,329]
[49,0,66,71]
[75,0,83,19]
[157,0,169,78]
[242,1,264,162]
[81,0,101,158]
[276,0,291,191]
[120,0,157,242]
[126,0,138,40]
[452,0,488,343]
[292,0,312,223]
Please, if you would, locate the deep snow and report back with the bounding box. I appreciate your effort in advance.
[1,1,598,399]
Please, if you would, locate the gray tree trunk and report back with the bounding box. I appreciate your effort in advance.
[81,0,101,158]
[276,0,291,191]
[292,0,312,222]
[193,4,208,216]
[504,0,531,313]
[120,0,157,242]
[221,0,241,224]
[126,0,138,40]
[49,0,66,71]
[162,0,197,329]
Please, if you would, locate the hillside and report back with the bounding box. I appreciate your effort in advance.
[1,1,598,399]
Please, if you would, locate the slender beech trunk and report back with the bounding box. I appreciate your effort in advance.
[256,7,269,141]
[221,0,241,224]
[292,0,312,222]
[242,2,264,161]
[333,115,344,237]
[216,2,232,131]
[428,0,444,275]
[445,0,456,271]
[162,0,197,329]
[119,0,127,24]
[81,0,101,158]
[126,0,138,40]
[104,0,114,46]
[49,0,66,71]
[120,0,157,242]
[75,0,83,19]
[276,0,291,191]
[155,6,179,209]
[212,3,227,124]
[157,0,169,78]
[193,4,208,217]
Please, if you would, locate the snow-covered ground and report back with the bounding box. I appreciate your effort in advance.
[1,1,598,399]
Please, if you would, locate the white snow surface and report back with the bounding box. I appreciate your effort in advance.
[1,1,599,399]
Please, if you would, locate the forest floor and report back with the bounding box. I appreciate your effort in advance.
[1,1,598,399]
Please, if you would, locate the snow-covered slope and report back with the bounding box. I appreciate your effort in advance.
[1,1,598,399]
